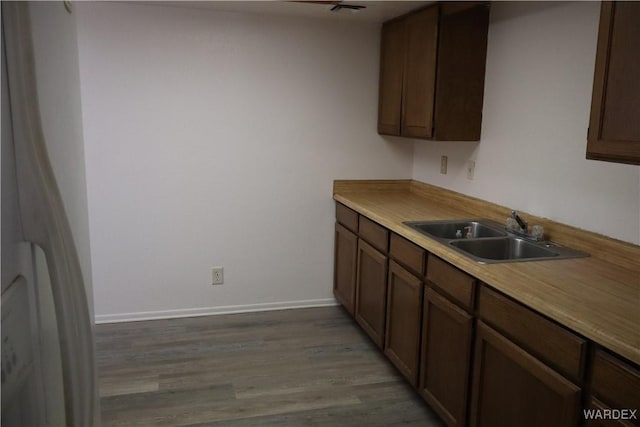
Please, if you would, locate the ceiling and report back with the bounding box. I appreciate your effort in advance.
[140,1,432,24]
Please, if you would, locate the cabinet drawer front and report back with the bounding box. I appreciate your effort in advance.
[426,254,475,311]
[390,233,426,276]
[359,216,389,253]
[478,286,586,382]
[335,202,359,233]
[591,349,640,416]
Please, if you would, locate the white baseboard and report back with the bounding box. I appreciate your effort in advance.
[94,298,339,324]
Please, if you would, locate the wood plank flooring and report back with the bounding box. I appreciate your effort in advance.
[96,306,443,426]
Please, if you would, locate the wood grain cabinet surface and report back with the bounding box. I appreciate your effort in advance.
[419,256,476,427]
[334,203,360,314]
[333,222,358,315]
[335,202,359,233]
[478,285,587,382]
[427,254,475,311]
[470,321,582,427]
[378,2,490,141]
[587,1,640,164]
[378,17,406,136]
[588,349,640,426]
[359,216,389,254]
[384,260,424,386]
[419,286,473,427]
[355,239,388,349]
[390,233,426,277]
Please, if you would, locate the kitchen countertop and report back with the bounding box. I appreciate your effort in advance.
[334,180,640,366]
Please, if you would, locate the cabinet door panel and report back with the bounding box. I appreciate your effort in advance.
[420,287,473,427]
[355,239,388,348]
[334,223,358,315]
[587,2,640,164]
[470,321,581,427]
[384,260,424,386]
[401,5,438,139]
[378,18,405,136]
[434,3,489,141]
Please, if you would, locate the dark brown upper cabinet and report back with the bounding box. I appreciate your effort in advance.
[587,1,640,165]
[378,3,490,141]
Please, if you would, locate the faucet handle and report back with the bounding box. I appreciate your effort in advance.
[531,225,545,240]
[505,217,518,231]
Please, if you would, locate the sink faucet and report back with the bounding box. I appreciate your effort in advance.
[511,210,528,232]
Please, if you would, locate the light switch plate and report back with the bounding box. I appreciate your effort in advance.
[440,156,448,174]
[467,160,475,180]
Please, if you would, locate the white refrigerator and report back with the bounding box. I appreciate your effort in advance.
[2,2,98,425]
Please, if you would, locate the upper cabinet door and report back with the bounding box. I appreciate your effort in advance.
[401,6,439,139]
[377,3,489,141]
[378,18,406,136]
[587,1,640,165]
[434,3,490,141]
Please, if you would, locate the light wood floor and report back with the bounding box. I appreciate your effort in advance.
[96,306,444,426]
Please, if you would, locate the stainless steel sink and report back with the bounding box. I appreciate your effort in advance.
[405,220,507,240]
[450,237,558,262]
[403,219,588,264]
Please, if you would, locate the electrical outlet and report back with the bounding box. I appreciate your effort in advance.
[467,160,475,180]
[211,267,224,285]
[440,156,448,174]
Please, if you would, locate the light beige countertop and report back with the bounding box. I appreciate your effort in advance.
[334,180,640,365]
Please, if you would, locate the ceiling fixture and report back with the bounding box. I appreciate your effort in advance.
[330,3,366,12]
[292,1,366,13]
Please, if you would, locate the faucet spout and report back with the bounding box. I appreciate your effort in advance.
[511,210,528,232]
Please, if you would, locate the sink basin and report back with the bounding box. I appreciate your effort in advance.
[450,237,558,262]
[403,218,589,263]
[405,220,506,240]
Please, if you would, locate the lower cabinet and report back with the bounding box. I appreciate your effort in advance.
[384,260,424,386]
[333,222,358,315]
[469,321,581,427]
[419,287,473,427]
[355,239,388,348]
[587,349,640,427]
[333,206,639,427]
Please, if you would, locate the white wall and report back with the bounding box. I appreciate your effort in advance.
[76,2,413,320]
[29,2,94,314]
[411,2,640,244]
